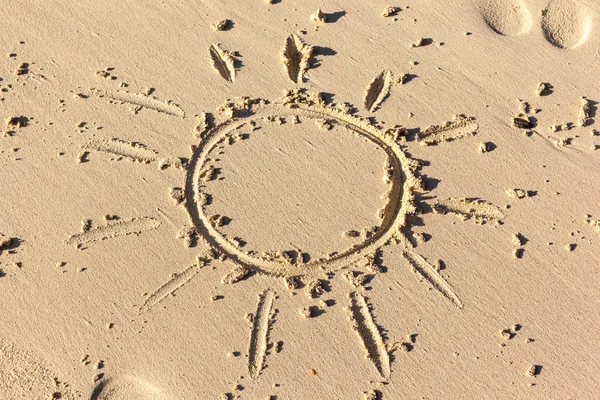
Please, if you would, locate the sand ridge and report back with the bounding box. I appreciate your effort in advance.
[209,43,237,83]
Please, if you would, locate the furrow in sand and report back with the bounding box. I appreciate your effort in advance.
[83,138,158,163]
[418,116,478,145]
[364,70,393,113]
[402,250,463,308]
[281,33,313,83]
[209,43,236,82]
[349,292,391,379]
[432,197,504,223]
[66,217,161,247]
[138,263,204,314]
[95,89,185,118]
[248,289,276,379]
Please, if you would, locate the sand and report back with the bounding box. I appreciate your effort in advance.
[0,0,599,398]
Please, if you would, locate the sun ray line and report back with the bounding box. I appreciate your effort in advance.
[66,217,161,248]
[93,89,185,118]
[401,249,463,309]
[248,289,276,379]
[138,259,208,314]
[348,292,391,379]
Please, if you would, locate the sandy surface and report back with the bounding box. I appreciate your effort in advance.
[0,0,599,398]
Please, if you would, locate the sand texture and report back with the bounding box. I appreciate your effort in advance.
[0,0,599,398]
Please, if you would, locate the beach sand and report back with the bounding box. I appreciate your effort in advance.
[0,0,599,398]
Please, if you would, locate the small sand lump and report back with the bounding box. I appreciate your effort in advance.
[363,390,378,400]
[221,266,250,284]
[499,329,513,340]
[306,279,325,298]
[410,37,425,48]
[300,307,314,318]
[524,364,541,377]
[315,118,333,130]
[586,216,600,231]
[343,230,361,238]
[311,8,327,23]
[576,97,591,127]
[565,243,576,252]
[513,116,534,130]
[211,19,231,31]
[513,248,524,259]
[15,62,28,75]
[283,275,301,290]
[506,188,527,199]
[5,116,25,128]
[342,271,367,288]
[478,142,492,153]
[511,233,524,247]
[169,187,185,204]
[536,82,550,96]
[0,234,12,249]
[382,6,401,17]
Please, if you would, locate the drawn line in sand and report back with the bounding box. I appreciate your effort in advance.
[0,338,81,399]
[349,292,391,379]
[66,217,161,248]
[364,70,394,113]
[418,116,478,145]
[94,89,185,118]
[138,261,207,314]
[209,43,237,82]
[83,138,158,163]
[248,289,276,379]
[282,34,314,83]
[479,0,532,36]
[541,0,591,49]
[401,250,463,308]
[432,197,504,223]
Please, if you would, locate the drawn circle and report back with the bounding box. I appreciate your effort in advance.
[201,111,387,257]
[185,98,417,277]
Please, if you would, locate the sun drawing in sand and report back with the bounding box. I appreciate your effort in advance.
[79,33,505,396]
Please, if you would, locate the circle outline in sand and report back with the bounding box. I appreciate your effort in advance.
[184,91,420,277]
